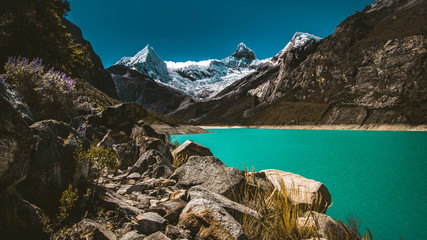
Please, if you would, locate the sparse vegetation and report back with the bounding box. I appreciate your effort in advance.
[238,167,373,240]
[57,184,79,222]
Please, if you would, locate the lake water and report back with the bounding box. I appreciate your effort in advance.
[172,128,427,240]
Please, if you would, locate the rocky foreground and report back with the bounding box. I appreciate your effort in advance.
[1,99,360,240]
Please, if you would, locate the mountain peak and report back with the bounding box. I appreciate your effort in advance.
[232,42,256,60]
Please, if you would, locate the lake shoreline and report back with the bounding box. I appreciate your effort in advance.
[198,124,427,131]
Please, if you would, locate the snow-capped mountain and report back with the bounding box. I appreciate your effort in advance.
[112,32,321,100]
[113,42,267,99]
[272,32,322,63]
[116,44,170,81]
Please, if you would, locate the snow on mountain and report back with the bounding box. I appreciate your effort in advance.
[115,44,170,81]
[113,33,320,100]
[272,32,322,63]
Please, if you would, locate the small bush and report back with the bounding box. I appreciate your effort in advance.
[57,184,79,222]
[75,142,119,184]
[1,57,76,120]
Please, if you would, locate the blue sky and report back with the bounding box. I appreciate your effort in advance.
[67,0,374,67]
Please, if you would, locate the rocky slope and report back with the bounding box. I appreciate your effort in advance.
[169,0,427,126]
[62,18,118,99]
[0,86,358,240]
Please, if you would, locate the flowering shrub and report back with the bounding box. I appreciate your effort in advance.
[1,57,77,120]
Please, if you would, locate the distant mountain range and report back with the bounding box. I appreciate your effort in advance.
[106,0,426,126]
[109,33,320,100]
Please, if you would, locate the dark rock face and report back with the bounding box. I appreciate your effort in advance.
[113,141,140,170]
[130,150,175,178]
[0,190,48,239]
[132,122,166,143]
[89,103,148,133]
[170,156,244,197]
[232,43,256,60]
[170,0,427,126]
[17,120,87,211]
[0,95,33,196]
[0,81,37,124]
[108,65,190,115]
[137,137,173,162]
[62,18,118,99]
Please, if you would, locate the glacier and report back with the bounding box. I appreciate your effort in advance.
[113,33,321,100]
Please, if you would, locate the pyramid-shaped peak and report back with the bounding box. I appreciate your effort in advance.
[232,42,256,60]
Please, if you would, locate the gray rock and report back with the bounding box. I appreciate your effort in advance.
[136,137,173,162]
[132,122,166,143]
[172,140,213,166]
[170,156,244,197]
[0,95,33,196]
[76,219,117,240]
[131,150,175,178]
[297,211,358,239]
[17,120,88,211]
[120,230,146,240]
[261,169,332,213]
[136,212,168,234]
[149,198,188,225]
[101,189,142,217]
[0,81,37,124]
[165,225,191,239]
[178,198,248,240]
[188,185,260,219]
[113,141,140,170]
[127,172,142,180]
[143,232,171,240]
[98,130,131,148]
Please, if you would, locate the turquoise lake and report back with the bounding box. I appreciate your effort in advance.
[172,128,427,240]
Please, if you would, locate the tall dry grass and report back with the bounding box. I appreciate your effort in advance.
[236,167,375,240]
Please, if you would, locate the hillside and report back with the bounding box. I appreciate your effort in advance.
[169,0,427,126]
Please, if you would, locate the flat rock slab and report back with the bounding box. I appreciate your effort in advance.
[170,156,244,197]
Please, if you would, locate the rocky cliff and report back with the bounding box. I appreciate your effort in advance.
[170,0,427,126]
[62,18,118,99]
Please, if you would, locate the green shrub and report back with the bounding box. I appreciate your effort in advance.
[75,142,119,184]
[57,184,79,222]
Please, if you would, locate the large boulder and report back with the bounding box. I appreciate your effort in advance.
[130,150,175,178]
[112,141,140,170]
[172,140,213,166]
[137,137,173,162]
[178,198,248,240]
[0,95,33,196]
[260,169,331,213]
[17,120,88,212]
[89,103,148,133]
[170,156,244,197]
